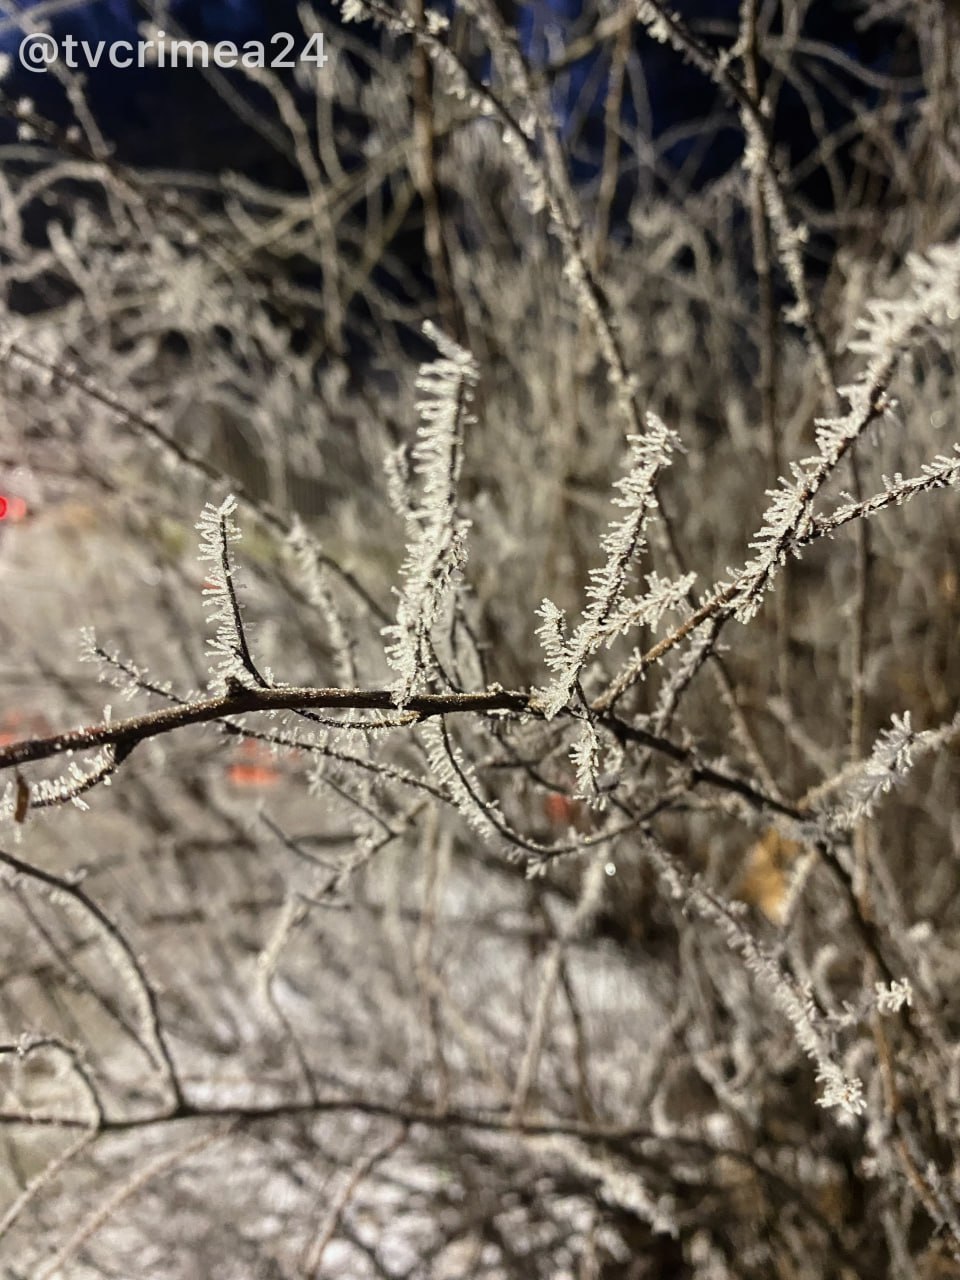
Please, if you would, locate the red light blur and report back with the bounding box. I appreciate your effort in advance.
[0,495,27,522]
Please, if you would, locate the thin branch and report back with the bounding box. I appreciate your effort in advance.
[0,685,532,773]
[0,847,184,1111]
[0,335,390,625]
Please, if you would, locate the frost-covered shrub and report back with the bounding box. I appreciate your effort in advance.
[0,3,958,1278]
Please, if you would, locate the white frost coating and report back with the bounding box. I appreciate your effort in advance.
[839,710,960,824]
[196,495,252,692]
[383,323,478,706]
[533,414,682,717]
